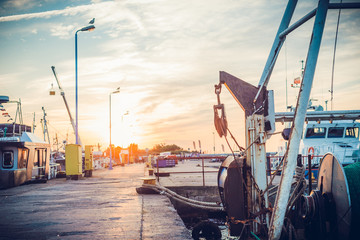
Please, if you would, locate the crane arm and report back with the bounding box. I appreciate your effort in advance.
[51,66,82,147]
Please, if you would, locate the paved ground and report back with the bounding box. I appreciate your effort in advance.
[0,163,191,240]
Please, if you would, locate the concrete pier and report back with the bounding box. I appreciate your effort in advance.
[0,164,191,239]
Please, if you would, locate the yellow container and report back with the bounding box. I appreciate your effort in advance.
[65,144,82,176]
[84,145,93,171]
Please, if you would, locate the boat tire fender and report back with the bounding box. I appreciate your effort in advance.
[192,221,221,240]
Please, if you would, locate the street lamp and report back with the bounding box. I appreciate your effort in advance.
[121,111,129,122]
[109,87,120,170]
[121,111,129,149]
[75,21,95,145]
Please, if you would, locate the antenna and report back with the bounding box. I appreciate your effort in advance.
[13,98,23,125]
[285,41,288,110]
[32,112,36,133]
[41,107,51,145]
[330,0,342,110]
[55,133,59,152]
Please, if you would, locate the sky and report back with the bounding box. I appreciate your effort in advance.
[0,0,359,153]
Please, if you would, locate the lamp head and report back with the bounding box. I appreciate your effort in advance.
[80,25,95,32]
[112,87,120,94]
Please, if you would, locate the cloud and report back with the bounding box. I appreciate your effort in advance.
[0,0,39,13]
[0,1,114,22]
[50,24,75,39]
[1,0,359,152]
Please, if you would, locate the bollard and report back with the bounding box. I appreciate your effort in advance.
[202,158,205,186]
[141,177,156,185]
[157,158,160,182]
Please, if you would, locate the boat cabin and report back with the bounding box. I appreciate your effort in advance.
[301,120,360,165]
[0,123,50,189]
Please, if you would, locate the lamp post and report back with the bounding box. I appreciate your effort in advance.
[121,111,129,148]
[75,23,95,145]
[109,87,120,170]
[121,111,129,122]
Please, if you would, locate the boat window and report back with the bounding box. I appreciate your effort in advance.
[34,148,47,176]
[18,148,29,169]
[2,151,14,168]
[34,149,43,167]
[328,127,344,138]
[305,127,326,138]
[345,127,359,138]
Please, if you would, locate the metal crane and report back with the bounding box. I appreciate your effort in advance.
[214,1,360,239]
[51,66,83,148]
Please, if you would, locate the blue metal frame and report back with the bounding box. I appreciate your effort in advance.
[254,0,298,104]
[279,8,317,39]
[329,2,360,9]
[262,0,360,239]
[269,1,330,238]
[256,1,360,104]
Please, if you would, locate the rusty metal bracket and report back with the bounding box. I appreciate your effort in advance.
[214,83,228,138]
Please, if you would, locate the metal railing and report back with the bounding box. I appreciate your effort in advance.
[154,157,220,187]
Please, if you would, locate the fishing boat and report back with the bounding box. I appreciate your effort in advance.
[271,59,360,171]
[271,108,360,179]
[0,123,50,189]
[301,120,359,163]
[0,96,50,189]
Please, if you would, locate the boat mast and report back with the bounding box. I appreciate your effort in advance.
[32,112,36,133]
[41,107,51,145]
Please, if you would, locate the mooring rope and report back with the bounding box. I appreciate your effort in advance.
[141,184,224,211]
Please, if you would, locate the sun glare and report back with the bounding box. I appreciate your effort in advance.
[83,90,146,149]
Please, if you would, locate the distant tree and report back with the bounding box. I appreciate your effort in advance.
[150,143,183,154]
[129,143,138,156]
[104,145,123,160]
[114,146,122,160]
[104,144,115,158]
[137,149,147,155]
[172,149,191,155]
